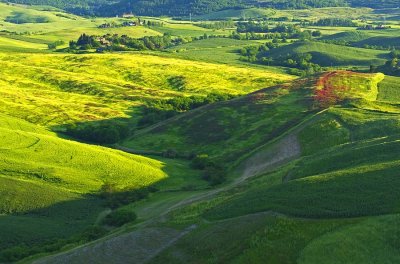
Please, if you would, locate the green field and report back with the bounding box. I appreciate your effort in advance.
[0,2,400,263]
[266,41,388,67]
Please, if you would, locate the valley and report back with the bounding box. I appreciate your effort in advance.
[0,1,399,263]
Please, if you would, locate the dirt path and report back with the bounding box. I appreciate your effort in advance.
[33,133,302,264]
[35,225,197,264]
[33,110,327,264]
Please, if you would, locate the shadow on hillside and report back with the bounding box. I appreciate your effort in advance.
[50,104,181,146]
[0,179,167,263]
[0,194,104,262]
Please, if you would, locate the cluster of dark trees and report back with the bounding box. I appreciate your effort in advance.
[68,32,226,52]
[372,50,400,76]
[138,93,236,128]
[5,0,399,17]
[237,21,309,34]
[308,18,358,27]
[65,121,131,144]
[0,226,107,262]
[68,33,176,52]
[239,42,323,76]
[198,20,235,30]
[100,183,158,209]
[64,93,236,144]
[191,154,226,185]
[234,22,321,40]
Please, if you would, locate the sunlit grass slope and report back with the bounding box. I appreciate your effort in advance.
[0,114,166,211]
[0,113,171,256]
[0,52,292,127]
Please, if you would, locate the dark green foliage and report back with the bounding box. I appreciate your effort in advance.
[102,209,137,227]
[2,0,110,15]
[5,11,51,24]
[4,0,400,17]
[48,40,65,50]
[69,33,178,52]
[99,183,158,209]
[202,165,226,186]
[65,121,131,144]
[0,225,107,262]
[239,42,322,76]
[191,154,211,170]
[100,0,348,17]
[138,93,236,128]
[191,154,226,185]
[198,21,235,30]
[309,18,358,27]
[375,51,400,76]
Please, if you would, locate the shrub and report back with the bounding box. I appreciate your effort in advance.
[203,165,226,186]
[102,209,137,227]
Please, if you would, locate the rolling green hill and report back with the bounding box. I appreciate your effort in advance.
[139,71,400,264]
[0,52,291,128]
[0,113,170,259]
[265,41,388,67]
[1,2,400,263]
[322,30,400,49]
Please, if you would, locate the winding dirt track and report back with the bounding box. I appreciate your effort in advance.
[34,110,326,264]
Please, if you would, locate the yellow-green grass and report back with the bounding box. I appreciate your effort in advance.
[317,71,385,101]
[191,7,276,21]
[277,7,373,21]
[149,22,229,37]
[164,38,290,70]
[0,113,171,256]
[0,52,292,127]
[0,114,167,198]
[378,75,400,103]
[0,35,48,52]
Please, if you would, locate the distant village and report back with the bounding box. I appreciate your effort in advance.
[98,13,164,29]
[357,24,391,30]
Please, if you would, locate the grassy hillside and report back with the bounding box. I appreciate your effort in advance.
[121,78,313,166]
[266,41,388,67]
[1,3,400,263]
[0,113,173,259]
[322,29,400,48]
[20,70,400,264]
[140,72,400,263]
[0,52,292,127]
